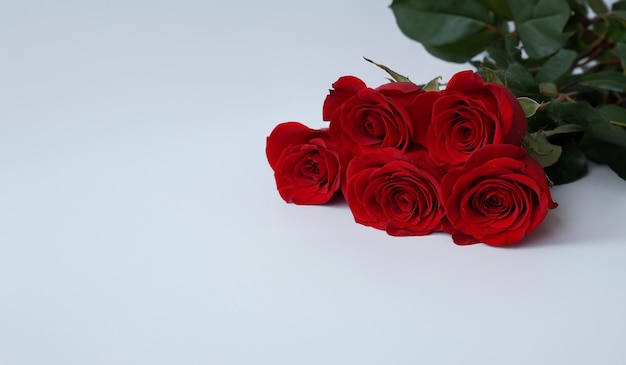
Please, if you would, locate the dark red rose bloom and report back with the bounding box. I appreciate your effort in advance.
[322,76,367,121]
[409,90,442,147]
[440,144,558,246]
[446,71,528,145]
[322,76,424,156]
[416,71,527,170]
[343,148,446,236]
[266,122,351,205]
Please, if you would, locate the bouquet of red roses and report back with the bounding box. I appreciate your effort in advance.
[266,69,557,246]
[266,0,626,247]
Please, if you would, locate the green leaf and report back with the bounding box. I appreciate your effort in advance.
[390,0,498,62]
[614,1,626,10]
[527,110,559,132]
[476,0,514,19]
[600,17,626,43]
[541,123,586,137]
[485,34,522,68]
[567,0,588,15]
[525,132,563,167]
[597,105,626,127]
[507,0,572,59]
[606,149,626,180]
[613,42,626,69]
[535,49,577,83]
[586,0,609,14]
[613,1,626,19]
[524,124,584,167]
[547,101,626,149]
[538,82,559,96]
[363,57,411,83]
[545,144,588,184]
[585,117,626,148]
[494,63,538,96]
[581,140,607,163]
[546,101,599,127]
[578,71,626,93]
[582,142,626,180]
[518,97,541,117]
[423,30,498,63]
[390,0,495,46]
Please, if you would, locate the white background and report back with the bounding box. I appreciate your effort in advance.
[2,1,626,364]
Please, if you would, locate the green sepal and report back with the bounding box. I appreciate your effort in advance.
[423,76,442,91]
[479,66,504,84]
[363,57,411,83]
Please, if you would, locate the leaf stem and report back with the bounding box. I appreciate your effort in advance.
[576,33,610,67]
[610,120,626,128]
[483,23,504,37]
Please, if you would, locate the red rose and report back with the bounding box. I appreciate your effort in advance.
[417,71,527,169]
[322,76,424,156]
[446,71,528,144]
[322,76,367,121]
[344,148,446,236]
[440,144,558,246]
[266,122,350,205]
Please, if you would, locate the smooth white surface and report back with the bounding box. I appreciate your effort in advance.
[1,1,626,364]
